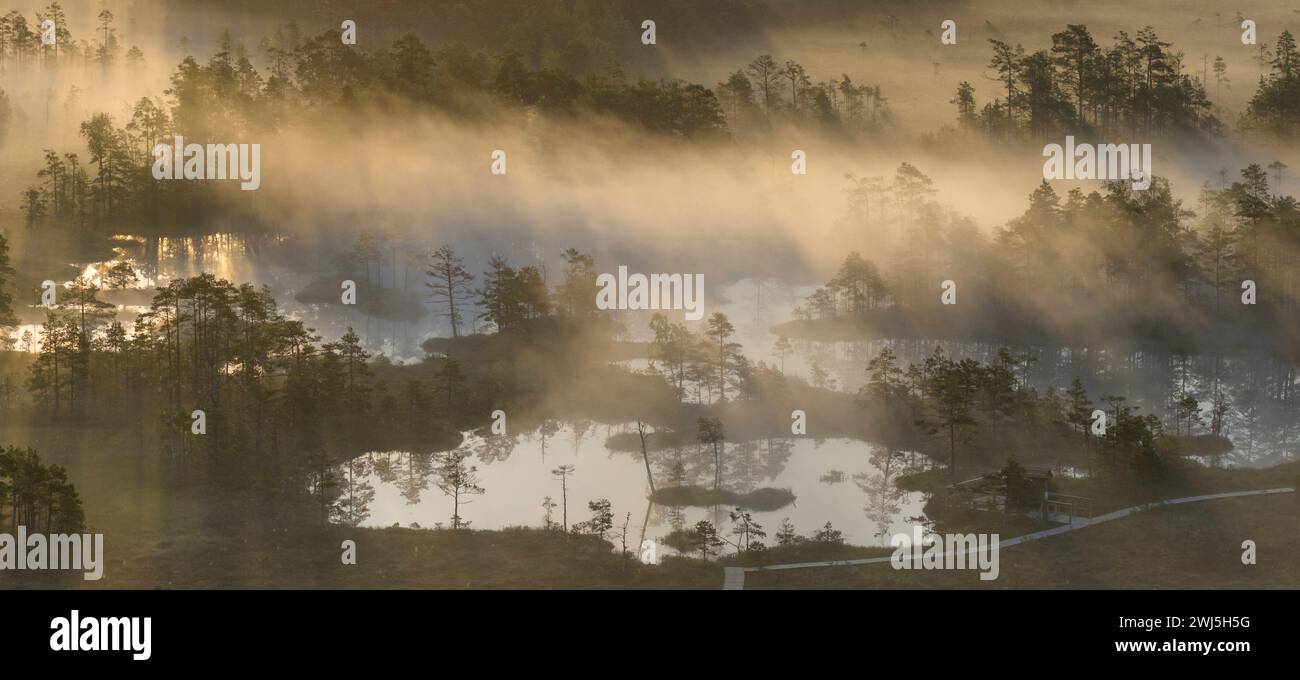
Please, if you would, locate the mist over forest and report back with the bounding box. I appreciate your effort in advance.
[2,0,1300,590]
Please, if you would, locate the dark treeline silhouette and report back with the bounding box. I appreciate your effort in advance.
[716,54,889,137]
[2,244,700,524]
[646,310,787,408]
[947,24,1221,142]
[1242,30,1300,138]
[0,234,16,331]
[12,272,492,520]
[0,3,130,72]
[799,162,1300,361]
[0,445,85,534]
[783,161,1300,464]
[161,0,770,76]
[14,26,734,235]
[858,345,1174,484]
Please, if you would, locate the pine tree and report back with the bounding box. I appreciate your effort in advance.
[696,416,726,490]
[705,312,736,402]
[572,498,613,539]
[425,245,474,337]
[693,520,724,559]
[951,81,978,128]
[434,451,484,529]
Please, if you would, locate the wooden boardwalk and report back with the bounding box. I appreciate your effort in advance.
[720,486,1295,590]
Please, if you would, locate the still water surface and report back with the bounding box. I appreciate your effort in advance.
[342,424,931,550]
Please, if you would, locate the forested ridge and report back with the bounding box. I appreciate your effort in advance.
[948,25,1223,142]
[4,2,1300,582]
[797,161,1300,357]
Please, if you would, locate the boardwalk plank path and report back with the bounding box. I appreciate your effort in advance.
[720,487,1295,590]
